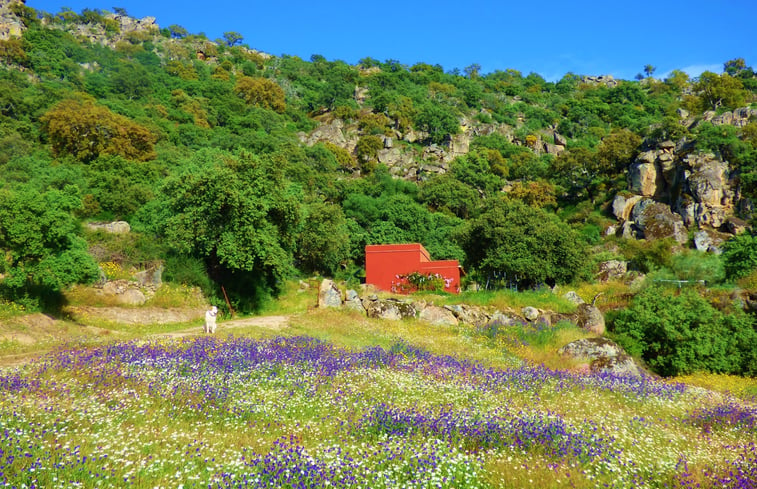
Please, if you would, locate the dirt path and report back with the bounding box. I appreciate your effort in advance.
[0,313,292,368]
[155,315,291,338]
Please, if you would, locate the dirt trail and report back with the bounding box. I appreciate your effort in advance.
[0,312,291,367]
[154,315,290,338]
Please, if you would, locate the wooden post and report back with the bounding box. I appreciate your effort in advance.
[221,285,235,318]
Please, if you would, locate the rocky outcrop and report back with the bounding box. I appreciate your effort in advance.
[627,141,679,199]
[685,153,731,207]
[706,107,757,128]
[580,75,619,88]
[616,133,748,247]
[0,0,25,40]
[444,304,491,326]
[99,280,149,305]
[612,194,643,221]
[558,337,643,376]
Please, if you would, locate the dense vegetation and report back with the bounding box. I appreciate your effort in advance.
[0,4,756,379]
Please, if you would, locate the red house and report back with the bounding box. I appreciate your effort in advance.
[365,243,462,294]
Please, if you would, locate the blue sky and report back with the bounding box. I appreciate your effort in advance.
[28,0,757,81]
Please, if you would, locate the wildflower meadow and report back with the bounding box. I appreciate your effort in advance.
[1,334,755,488]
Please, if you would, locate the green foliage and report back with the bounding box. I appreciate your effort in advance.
[0,186,99,305]
[234,76,286,113]
[355,135,383,173]
[669,251,725,284]
[459,199,589,288]
[156,149,301,310]
[222,31,243,47]
[418,173,480,219]
[40,98,156,162]
[450,151,504,197]
[721,232,757,280]
[611,285,757,376]
[415,102,459,145]
[693,71,748,111]
[295,200,351,275]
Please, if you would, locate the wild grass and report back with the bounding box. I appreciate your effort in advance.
[2,331,753,488]
[2,281,756,488]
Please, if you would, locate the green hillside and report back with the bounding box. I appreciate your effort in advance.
[0,2,756,377]
[1,4,757,488]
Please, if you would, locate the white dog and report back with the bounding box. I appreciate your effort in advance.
[204,306,218,334]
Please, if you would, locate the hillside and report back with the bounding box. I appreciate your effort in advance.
[0,1,756,374]
[1,3,757,487]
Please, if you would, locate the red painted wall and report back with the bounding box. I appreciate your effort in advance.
[365,244,461,294]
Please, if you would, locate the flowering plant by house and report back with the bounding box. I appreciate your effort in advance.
[392,271,452,293]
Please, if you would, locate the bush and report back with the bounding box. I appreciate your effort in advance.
[611,285,757,377]
[722,232,757,280]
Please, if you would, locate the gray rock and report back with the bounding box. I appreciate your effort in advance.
[576,303,605,335]
[522,306,539,321]
[693,230,713,252]
[344,289,366,314]
[612,194,642,221]
[636,202,688,243]
[562,291,585,305]
[318,279,342,308]
[118,288,146,306]
[686,155,730,207]
[444,304,491,325]
[86,221,131,234]
[558,337,643,376]
[488,311,522,326]
[596,260,628,282]
[418,305,459,326]
[628,160,663,197]
[365,299,416,320]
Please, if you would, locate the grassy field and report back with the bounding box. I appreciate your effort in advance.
[1,284,756,488]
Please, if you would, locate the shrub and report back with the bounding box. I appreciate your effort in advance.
[611,285,757,376]
[722,232,757,280]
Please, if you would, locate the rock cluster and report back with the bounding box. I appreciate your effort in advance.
[317,280,645,376]
[613,129,751,246]
[0,0,25,40]
[558,337,644,376]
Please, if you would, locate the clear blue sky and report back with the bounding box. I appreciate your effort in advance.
[27,0,757,81]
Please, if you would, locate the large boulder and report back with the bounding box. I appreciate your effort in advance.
[628,162,660,197]
[596,260,628,282]
[635,202,688,243]
[444,304,491,325]
[418,305,459,326]
[522,306,540,321]
[575,303,605,335]
[364,298,416,320]
[685,154,730,207]
[344,289,366,315]
[318,279,342,308]
[612,194,643,221]
[558,337,643,376]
